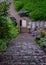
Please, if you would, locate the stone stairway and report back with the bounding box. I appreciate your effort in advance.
[0,33,46,65]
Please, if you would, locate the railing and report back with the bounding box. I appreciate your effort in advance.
[28,21,46,30]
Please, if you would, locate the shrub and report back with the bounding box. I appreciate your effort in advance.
[14,0,46,20]
[35,32,46,52]
[40,30,46,37]
[0,38,8,51]
[7,18,19,38]
[0,18,19,51]
[0,17,10,39]
[14,1,24,11]
[0,1,10,16]
[0,2,19,51]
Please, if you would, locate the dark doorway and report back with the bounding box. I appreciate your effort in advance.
[20,20,22,27]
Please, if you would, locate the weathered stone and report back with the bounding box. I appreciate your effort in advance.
[43,42,46,48]
[1,33,46,65]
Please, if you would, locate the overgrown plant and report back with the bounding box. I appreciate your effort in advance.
[0,2,19,51]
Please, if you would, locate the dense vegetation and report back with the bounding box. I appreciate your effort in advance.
[0,2,19,51]
[14,0,46,20]
[35,30,46,52]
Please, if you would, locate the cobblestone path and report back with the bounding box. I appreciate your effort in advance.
[0,33,46,65]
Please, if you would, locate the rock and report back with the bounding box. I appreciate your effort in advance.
[0,54,3,62]
[32,30,40,37]
[34,56,40,63]
[36,36,40,40]
[35,50,39,53]
[43,42,46,48]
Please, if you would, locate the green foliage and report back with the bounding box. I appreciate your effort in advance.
[0,1,10,39]
[0,38,8,51]
[14,1,24,11]
[6,18,19,38]
[14,0,46,20]
[0,17,9,39]
[35,31,46,52]
[35,36,46,48]
[0,18,19,51]
[0,2,19,51]
[0,1,10,16]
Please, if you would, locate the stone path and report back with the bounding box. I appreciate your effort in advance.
[8,3,21,27]
[0,1,46,65]
[0,33,46,65]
